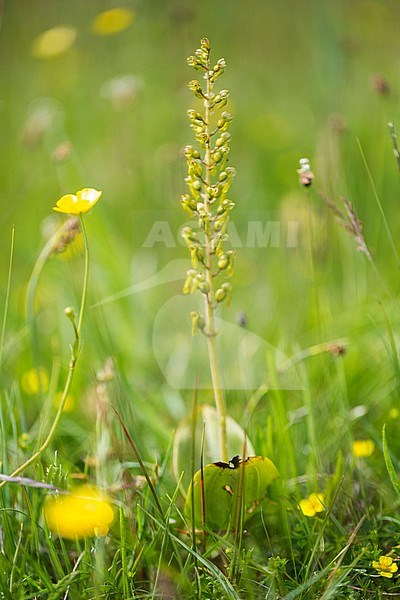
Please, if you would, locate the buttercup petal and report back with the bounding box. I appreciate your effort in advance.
[53,189,102,215]
[44,485,114,539]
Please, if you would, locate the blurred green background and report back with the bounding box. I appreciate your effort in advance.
[2,0,400,463]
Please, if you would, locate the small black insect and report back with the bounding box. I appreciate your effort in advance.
[214,455,241,469]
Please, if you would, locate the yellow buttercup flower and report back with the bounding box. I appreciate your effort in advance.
[92,8,135,35]
[21,367,49,395]
[299,493,325,517]
[352,439,375,458]
[53,188,102,215]
[32,26,77,59]
[44,485,114,539]
[53,392,75,413]
[372,555,398,578]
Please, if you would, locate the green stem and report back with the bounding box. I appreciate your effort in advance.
[0,225,15,376]
[26,225,67,396]
[0,215,90,488]
[77,215,89,337]
[203,62,228,463]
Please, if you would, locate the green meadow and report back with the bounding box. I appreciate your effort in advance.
[2,1,400,597]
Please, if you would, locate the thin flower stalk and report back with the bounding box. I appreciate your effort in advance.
[0,198,98,488]
[183,39,236,462]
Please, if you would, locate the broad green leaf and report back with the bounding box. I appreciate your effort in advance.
[185,455,279,531]
[173,404,255,493]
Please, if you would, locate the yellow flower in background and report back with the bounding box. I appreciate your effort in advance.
[372,555,398,578]
[21,367,49,395]
[53,392,75,413]
[44,485,114,539]
[299,493,325,517]
[389,408,399,419]
[53,188,102,215]
[32,26,77,58]
[92,8,135,35]
[352,439,375,458]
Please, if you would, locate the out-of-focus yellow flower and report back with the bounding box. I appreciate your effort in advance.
[372,555,398,578]
[53,188,102,215]
[53,392,75,413]
[92,8,134,35]
[21,367,49,395]
[32,26,77,58]
[44,485,114,539]
[352,439,375,458]
[389,408,399,419]
[299,493,325,517]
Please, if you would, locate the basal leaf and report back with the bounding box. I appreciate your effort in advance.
[185,455,279,531]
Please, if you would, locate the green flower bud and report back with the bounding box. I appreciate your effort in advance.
[190,310,206,336]
[218,146,230,166]
[196,132,209,146]
[181,194,197,210]
[192,179,201,191]
[226,251,235,276]
[199,282,210,294]
[189,159,203,178]
[181,227,199,243]
[216,204,225,216]
[188,80,204,99]
[200,37,210,51]
[218,254,229,270]
[187,55,206,70]
[215,58,226,70]
[195,49,208,62]
[213,151,222,163]
[189,245,204,268]
[215,288,226,302]
[181,201,195,216]
[187,55,198,67]
[192,124,204,136]
[217,282,233,304]
[214,219,226,233]
[184,145,194,158]
[64,306,76,320]
[185,176,201,199]
[183,269,195,294]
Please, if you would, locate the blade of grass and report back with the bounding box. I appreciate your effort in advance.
[382,424,400,497]
[388,122,400,174]
[111,406,165,520]
[0,225,15,376]
[357,138,400,269]
[142,506,241,599]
